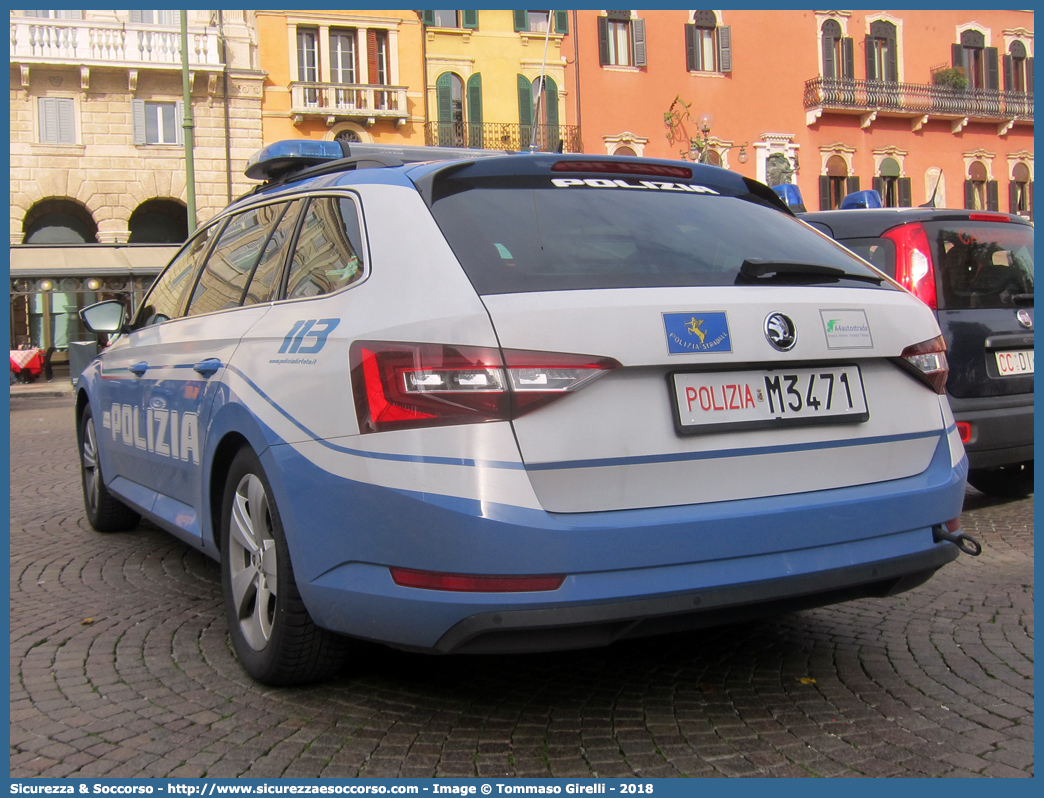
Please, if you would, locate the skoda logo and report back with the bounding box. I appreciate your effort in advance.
[765,313,797,351]
[1016,309,1033,329]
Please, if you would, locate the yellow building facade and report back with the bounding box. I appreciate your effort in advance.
[256,10,426,146]
[421,10,578,151]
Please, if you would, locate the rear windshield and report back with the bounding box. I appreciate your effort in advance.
[924,221,1034,310]
[428,181,886,294]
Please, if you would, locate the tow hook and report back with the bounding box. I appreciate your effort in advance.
[933,524,983,556]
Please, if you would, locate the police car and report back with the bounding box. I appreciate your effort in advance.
[77,140,976,685]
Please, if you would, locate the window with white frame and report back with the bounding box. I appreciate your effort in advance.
[23,10,84,19]
[37,97,76,144]
[330,29,357,84]
[685,11,732,73]
[598,12,646,67]
[132,99,182,145]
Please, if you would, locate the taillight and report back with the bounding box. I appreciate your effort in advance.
[349,341,621,433]
[968,212,1010,223]
[882,222,937,310]
[899,335,949,394]
[390,567,565,592]
[956,421,972,443]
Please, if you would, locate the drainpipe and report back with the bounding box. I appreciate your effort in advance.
[418,11,429,144]
[180,10,197,234]
[572,9,581,152]
[218,11,232,205]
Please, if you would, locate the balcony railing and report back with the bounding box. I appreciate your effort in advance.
[804,77,1033,121]
[424,121,582,152]
[289,82,409,121]
[10,18,220,68]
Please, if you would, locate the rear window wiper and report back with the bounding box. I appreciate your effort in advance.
[737,259,884,285]
[1013,292,1034,307]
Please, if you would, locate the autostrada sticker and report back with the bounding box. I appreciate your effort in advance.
[551,177,720,194]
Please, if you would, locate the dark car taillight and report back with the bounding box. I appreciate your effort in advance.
[882,222,937,310]
[899,335,949,394]
[349,341,620,433]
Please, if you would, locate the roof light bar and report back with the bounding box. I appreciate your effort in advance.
[244,139,344,181]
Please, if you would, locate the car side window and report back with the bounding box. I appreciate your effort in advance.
[284,196,365,300]
[185,203,284,317]
[136,223,223,327]
[243,200,303,306]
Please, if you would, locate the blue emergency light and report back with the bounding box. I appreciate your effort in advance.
[245,140,344,181]
[840,189,883,209]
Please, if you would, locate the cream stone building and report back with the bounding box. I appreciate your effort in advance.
[9,9,264,358]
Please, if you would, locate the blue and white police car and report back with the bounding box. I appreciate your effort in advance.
[77,140,975,685]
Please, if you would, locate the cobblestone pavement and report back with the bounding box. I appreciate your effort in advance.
[10,397,1033,779]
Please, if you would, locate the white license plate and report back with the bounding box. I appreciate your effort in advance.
[672,365,869,434]
[995,350,1033,376]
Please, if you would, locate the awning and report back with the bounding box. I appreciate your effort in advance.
[9,244,178,278]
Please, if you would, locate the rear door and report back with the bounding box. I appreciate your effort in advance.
[924,218,1034,399]
[427,166,949,514]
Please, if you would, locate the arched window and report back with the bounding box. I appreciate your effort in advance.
[614,146,636,157]
[820,19,854,82]
[1004,40,1033,106]
[685,11,731,73]
[964,160,998,211]
[819,155,854,210]
[22,198,98,244]
[1009,162,1033,220]
[953,29,999,91]
[866,20,897,83]
[335,128,362,144]
[435,72,465,146]
[128,199,188,244]
[873,157,911,207]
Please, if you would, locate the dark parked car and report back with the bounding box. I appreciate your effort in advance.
[800,207,1033,497]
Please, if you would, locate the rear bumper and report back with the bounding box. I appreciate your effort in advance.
[948,393,1033,469]
[266,434,967,653]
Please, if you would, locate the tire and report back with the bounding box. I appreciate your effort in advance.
[967,461,1034,499]
[79,404,141,532]
[220,447,349,685]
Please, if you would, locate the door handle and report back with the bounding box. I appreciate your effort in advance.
[193,358,222,377]
[129,361,148,377]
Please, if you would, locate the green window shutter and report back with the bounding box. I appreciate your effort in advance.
[1026,58,1033,94]
[421,11,434,26]
[130,10,143,24]
[462,10,478,30]
[822,34,835,79]
[985,47,999,91]
[544,77,559,129]
[436,72,454,124]
[554,11,568,35]
[819,176,831,210]
[467,73,482,148]
[846,176,860,194]
[1009,180,1019,213]
[963,180,975,209]
[717,25,732,72]
[886,38,897,82]
[597,16,609,65]
[517,74,532,127]
[951,43,965,71]
[631,18,647,67]
[842,37,854,80]
[513,10,527,32]
[865,36,876,80]
[685,25,697,72]
[1003,54,1014,91]
[175,101,184,146]
[898,177,912,207]
[872,177,885,198]
[986,180,999,211]
[132,98,146,145]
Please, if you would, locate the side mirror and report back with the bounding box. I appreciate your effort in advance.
[80,300,127,334]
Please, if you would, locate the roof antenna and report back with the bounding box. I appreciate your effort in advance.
[920,169,942,208]
[529,11,555,152]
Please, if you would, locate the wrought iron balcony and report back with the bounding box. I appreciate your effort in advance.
[289,82,410,125]
[804,76,1033,132]
[10,17,220,70]
[424,121,582,152]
